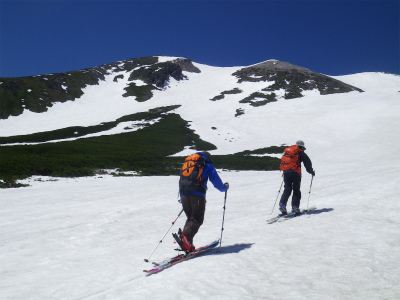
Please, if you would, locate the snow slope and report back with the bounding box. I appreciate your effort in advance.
[1,59,400,300]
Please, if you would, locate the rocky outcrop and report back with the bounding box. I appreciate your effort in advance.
[171,58,201,73]
[233,60,363,99]
[128,62,185,88]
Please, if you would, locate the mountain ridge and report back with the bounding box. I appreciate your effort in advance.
[0,56,363,120]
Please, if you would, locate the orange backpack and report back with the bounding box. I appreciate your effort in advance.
[280,145,302,174]
[179,153,206,191]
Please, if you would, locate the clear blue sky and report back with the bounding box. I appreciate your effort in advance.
[0,0,398,77]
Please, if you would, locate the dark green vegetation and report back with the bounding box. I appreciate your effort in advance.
[123,83,159,101]
[0,106,282,188]
[211,146,286,171]
[0,70,102,119]
[235,146,286,155]
[0,106,180,144]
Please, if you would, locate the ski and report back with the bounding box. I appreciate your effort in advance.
[143,239,219,275]
[277,205,316,222]
[267,206,316,224]
[266,212,289,224]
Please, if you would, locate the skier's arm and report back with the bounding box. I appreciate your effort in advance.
[207,165,228,192]
[300,152,315,175]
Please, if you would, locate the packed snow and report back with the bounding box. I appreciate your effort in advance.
[1,58,400,300]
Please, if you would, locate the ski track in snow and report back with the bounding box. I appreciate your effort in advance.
[1,58,400,300]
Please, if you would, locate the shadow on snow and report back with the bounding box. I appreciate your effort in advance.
[306,208,334,215]
[209,243,254,256]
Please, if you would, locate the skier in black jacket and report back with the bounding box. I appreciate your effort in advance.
[279,140,315,215]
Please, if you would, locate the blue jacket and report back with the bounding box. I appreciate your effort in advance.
[180,152,227,197]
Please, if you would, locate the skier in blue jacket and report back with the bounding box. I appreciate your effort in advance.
[176,152,229,252]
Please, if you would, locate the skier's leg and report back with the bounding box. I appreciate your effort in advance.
[291,173,302,208]
[181,193,192,225]
[280,173,293,206]
[182,194,206,243]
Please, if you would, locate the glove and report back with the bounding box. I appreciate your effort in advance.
[311,170,315,177]
[224,182,229,190]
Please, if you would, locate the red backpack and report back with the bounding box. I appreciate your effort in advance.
[280,145,302,174]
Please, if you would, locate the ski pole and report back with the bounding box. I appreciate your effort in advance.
[306,176,314,209]
[218,190,228,252]
[270,178,284,215]
[144,208,184,262]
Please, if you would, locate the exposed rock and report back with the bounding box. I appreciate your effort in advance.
[210,88,242,101]
[171,58,201,73]
[233,60,364,99]
[128,62,185,88]
[235,108,245,117]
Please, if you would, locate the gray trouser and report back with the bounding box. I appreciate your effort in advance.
[181,193,206,242]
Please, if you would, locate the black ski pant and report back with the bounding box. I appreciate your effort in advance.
[181,193,206,243]
[280,172,302,208]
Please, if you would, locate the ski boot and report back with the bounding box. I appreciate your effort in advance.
[292,206,301,215]
[172,229,194,254]
[279,203,287,215]
[181,233,195,253]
